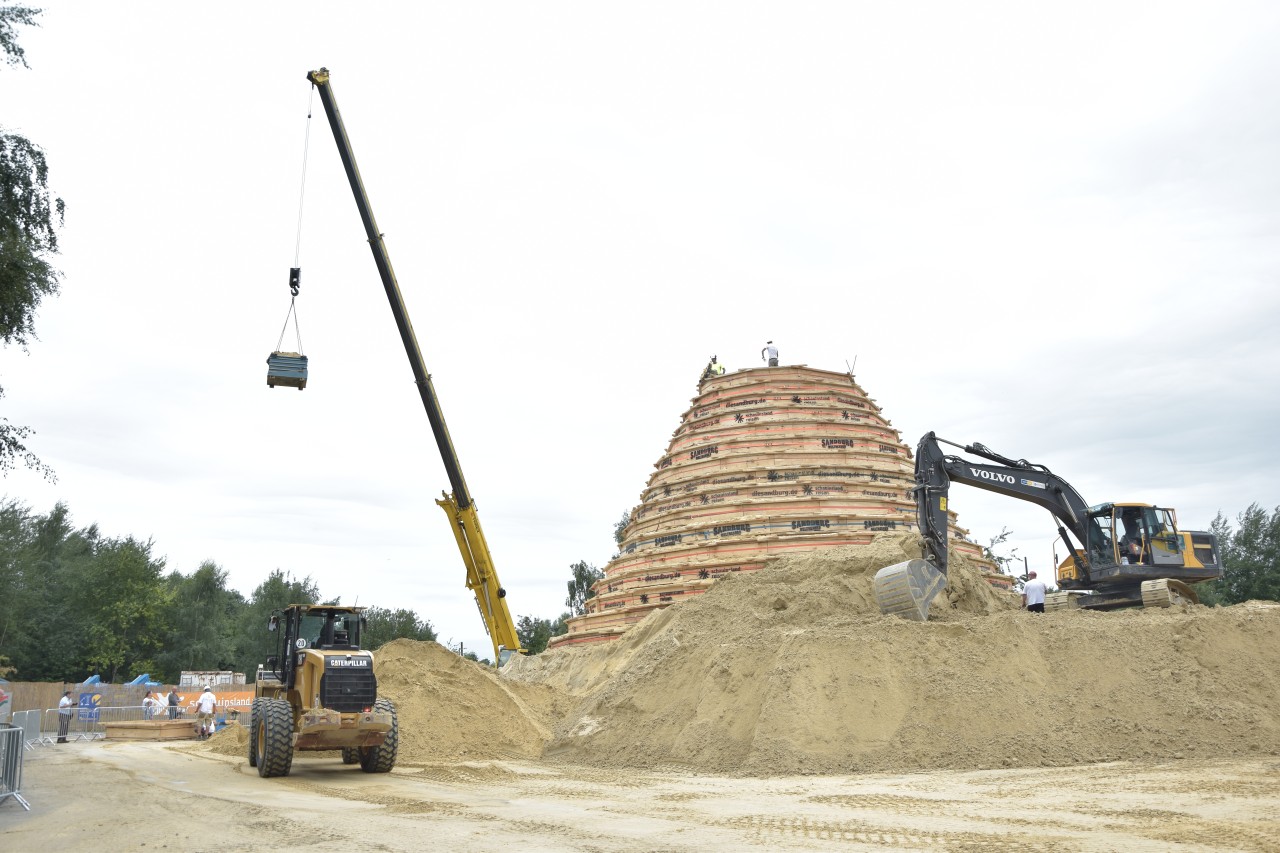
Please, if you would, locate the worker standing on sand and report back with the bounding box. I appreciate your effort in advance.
[194,687,217,739]
[1023,571,1047,613]
[761,341,779,366]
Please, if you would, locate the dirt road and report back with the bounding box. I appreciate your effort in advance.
[6,741,1277,852]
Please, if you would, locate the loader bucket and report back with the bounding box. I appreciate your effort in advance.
[873,559,946,621]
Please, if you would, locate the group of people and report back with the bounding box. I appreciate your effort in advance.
[56,686,219,743]
[700,340,781,382]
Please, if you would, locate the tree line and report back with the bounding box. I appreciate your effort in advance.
[0,498,607,682]
[0,499,438,683]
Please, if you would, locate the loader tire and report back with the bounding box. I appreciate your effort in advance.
[257,698,294,778]
[358,698,398,773]
[341,747,359,765]
[248,698,265,768]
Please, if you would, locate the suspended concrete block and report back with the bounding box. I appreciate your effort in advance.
[267,351,308,390]
[551,364,1006,648]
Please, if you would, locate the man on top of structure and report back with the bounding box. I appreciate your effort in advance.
[702,355,726,382]
[761,341,779,366]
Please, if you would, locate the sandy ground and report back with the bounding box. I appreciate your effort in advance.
[6,740,1279,852]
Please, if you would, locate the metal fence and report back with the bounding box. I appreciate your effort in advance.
[0,723,30,810]
[12,705,164,747]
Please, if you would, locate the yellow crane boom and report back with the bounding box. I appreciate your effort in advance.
[306,67,523,664]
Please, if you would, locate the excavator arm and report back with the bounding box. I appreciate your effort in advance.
[307,68,523,663]
[875,431,1094,620]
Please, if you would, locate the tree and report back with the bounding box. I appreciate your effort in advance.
[613,510,630,546]
[73,534,171,683]
[565,560,603,616]
[1,5,63,480]
[360,606,436,650]
[550,611,570,638]
[235,570,320,679]
[158,561,245,681]
[516,615,554,655]
[1205,504,1280,606]
[982,526,1021,583]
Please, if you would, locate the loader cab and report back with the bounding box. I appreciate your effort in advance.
[299,607,363,651]
[1086,503,1183,569]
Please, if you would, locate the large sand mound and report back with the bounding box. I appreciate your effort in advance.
[509,532,1280,775]
[200,533,1280,776]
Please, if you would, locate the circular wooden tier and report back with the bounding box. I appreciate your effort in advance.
[552,365,1007,647]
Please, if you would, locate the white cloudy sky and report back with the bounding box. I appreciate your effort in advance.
[3,2,1278,659]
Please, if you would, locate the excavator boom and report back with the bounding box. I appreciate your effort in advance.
[875,431,1221,619]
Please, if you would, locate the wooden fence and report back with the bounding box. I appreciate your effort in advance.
[7,681,244,713]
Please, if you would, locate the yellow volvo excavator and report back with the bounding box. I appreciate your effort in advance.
[874,432,1222,620]
[306,68,523,663]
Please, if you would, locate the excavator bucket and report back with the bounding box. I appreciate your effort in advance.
[873,559,946,621]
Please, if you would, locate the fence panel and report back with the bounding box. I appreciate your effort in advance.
[0,724,30,810]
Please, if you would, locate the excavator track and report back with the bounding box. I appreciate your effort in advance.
[1043,591,1081,612]
[1140,578,1199,609]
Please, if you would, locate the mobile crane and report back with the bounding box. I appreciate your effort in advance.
[874,432,1222,620]
[306,68,523,664]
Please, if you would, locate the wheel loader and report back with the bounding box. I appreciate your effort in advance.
[249,604,398,777]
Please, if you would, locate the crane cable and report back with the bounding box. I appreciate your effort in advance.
[277,84,315,355]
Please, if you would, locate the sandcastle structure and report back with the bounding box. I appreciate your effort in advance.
[552,364,1007,647]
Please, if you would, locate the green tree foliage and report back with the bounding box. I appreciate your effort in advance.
[74,534,171,682]
[1200,505,1280,605]
[360,605,436,650]
[550,611,569,638]
[234,570,320,678]
[0,5,62,481]
[516,615,554,655]
[158,561,245,676]
[982,526,1019,577]
[0,6,40,68]
[565,560,603,616]
[0,498,445,683]
[613,509,630,546]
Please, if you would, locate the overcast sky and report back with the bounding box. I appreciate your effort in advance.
[3,2,1278,661]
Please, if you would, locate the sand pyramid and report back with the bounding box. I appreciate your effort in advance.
[553,365,1005,647]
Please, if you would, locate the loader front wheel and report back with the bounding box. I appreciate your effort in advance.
[358,698,398,773]
[257,698,294,778]
[248,698,265,768]
[341,747,359,765]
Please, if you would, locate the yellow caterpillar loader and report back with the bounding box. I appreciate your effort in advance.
[250,605,397,777]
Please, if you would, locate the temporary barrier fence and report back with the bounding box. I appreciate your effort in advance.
[0,723,30,810]
[9,709,44,749]
[35,704,158,743]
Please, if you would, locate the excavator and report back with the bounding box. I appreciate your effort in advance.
[306,68,524,664]
[873,432,1222,620]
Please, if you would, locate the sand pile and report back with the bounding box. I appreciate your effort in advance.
[373,638,572,764]
[204,722,248,757]
[201,533,1280,777]
[506,532,1280,775]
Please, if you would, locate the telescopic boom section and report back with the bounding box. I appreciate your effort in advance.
[306,68,523,663]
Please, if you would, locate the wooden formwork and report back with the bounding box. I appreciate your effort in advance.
[552,365,1004,647]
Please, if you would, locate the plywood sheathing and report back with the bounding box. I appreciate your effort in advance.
[554,365,1007,647]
